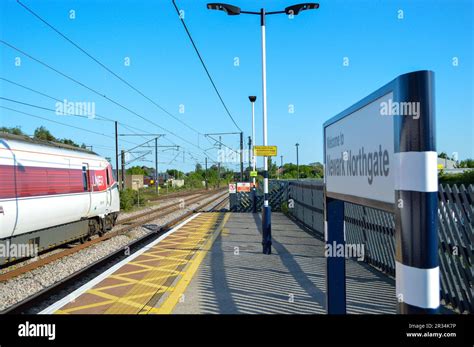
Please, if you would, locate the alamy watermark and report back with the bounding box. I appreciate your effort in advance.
[380,98,420,119]
[55,99,96,119]
[0,241,39,259]
[217,148,251,164]
[325,241,365,261]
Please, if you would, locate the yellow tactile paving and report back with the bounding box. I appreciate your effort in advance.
[55,213,229,314]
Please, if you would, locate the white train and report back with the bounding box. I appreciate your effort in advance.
[0,133,120,264]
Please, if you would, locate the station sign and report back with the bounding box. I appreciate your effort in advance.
[323,71,439,315]
[228,183,236,194]
[236,182,251,193]
[324,92,395,207]
[254,146,277,157]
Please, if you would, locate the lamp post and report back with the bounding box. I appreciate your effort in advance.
[296,143,300,180]
[207,2,319,255]
[249,95,257,213]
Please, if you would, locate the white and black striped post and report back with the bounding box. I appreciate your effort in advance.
[394,71,439,313]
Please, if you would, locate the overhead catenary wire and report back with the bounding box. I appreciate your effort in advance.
[0,40,205,153]
[16,0,204,137]
[0,77,153,144]
[171,0,242,132]
[0,106,116,139]
[0,106,172,157]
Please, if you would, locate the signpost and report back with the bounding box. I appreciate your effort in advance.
[228,183,236,194]
[323,70,438,314]
[254,145,277,157]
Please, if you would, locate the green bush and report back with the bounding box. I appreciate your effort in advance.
[120,189,140,211]
[439,170,474,186]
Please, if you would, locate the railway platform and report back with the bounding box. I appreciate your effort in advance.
[41,212,397,314]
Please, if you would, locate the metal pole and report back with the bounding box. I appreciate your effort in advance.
[218,136,221,188]
[248,136,252,175]
[115,121,119,189]
[121,149,125,190]
[252,100,256,180]
[155,137,159,195]
[395,71,439,314]
[326,197,346,314]
[250,98,257,213]
[240,131,244,182]
[205,157,208,190]
[261,8,271,255]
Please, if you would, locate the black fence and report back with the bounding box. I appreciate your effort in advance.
[229,179,473,314]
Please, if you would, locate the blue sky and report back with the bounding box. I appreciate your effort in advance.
[1,0,473,172]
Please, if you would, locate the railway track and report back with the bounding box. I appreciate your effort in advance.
[0,188,225,283]
[209,195,229,211]
[1,189,228,314]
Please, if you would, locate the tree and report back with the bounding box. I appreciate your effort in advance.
[126,166,147,175]
[0,126,24,135]
[167,169,184,179]
[34,126,56,141]
[60,138,80,147]
[458,159,474,168]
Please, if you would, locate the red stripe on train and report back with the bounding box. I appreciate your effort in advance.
[0,164,113,199]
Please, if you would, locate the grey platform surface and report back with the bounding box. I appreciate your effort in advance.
[173,212,396,314]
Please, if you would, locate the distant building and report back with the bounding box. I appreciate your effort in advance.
[170,179,185,188]
[438,157,457,170]
[125,175,144,191]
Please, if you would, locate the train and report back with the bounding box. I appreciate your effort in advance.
[0,132,120,265]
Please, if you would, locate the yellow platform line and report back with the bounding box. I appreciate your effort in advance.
[102,214,221,314]
[58,213,226,314]
[147,212,230,314]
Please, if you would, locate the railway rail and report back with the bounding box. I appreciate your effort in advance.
[1,188,228,314]
[0,188,225,282]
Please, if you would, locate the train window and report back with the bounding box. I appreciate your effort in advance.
[82,166,89,191]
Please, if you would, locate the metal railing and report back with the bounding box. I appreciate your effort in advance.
[230,179,473,313]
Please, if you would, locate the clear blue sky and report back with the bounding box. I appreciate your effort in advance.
[1,0,473,173]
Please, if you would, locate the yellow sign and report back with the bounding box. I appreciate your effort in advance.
[250,171,258,177]
[254,146,277,157]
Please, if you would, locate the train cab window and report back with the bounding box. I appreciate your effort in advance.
[82,166,89,191]
[106,167,110,186]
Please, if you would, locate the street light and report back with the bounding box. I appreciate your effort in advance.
[207,3,241,15]
[249,95,257,213]
[208,2,319,255]
[296,143,300,180]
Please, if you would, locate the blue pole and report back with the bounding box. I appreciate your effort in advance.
[325,197,346,314]
[394,71,439,313]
